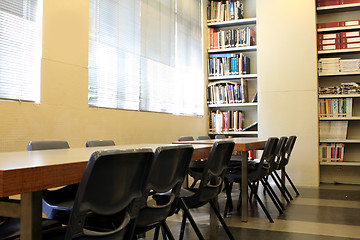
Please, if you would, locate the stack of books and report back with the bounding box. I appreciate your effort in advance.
[318,98,353,118]
[319,143,345,162]
[207,79,248,104]
[207,0,244,23]
[318,82,360,94]
[208,53,250,77]
[318,58,341,74]
[317,30,360,51]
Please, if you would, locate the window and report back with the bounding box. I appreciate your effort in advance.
[88,0,203,116]
[0,0,42,102]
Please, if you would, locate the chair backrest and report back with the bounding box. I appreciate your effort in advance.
[197,136,211,140]
[86,140,115,147]
[65,149,154,239]
[27,140,69,151]
[249,137,278,181]
[269,137,288,172]
[191,141,235,203]
[140,145,193,222]
[215,135,226,139]
[279,136,297,169]
[178,136,194,141]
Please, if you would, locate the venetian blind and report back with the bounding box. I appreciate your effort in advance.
[0,0,42,102]
[88,0,203,116]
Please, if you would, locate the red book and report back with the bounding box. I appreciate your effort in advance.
[341,36,360,43]
[318,38,341,45]
[213,31,219,49]
[342,0,360,4]
[341,30,360,38]
[342,42,360,49]
[317,21,344,29]
[318,44,341,51]
[209,28,214,49]
[343,20,360,27]
[316,0,340,7]
[317,32,341,40]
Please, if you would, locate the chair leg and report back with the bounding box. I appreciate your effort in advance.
[153,226,160,240]
[161,222,175,240]
[248,182,274,223]
[283,170,300,196]
[179,198,205,240]
[209,199,235,240]
[223,178,233,218]
[179,211,187,240]
[274,171,293,200]
[261,178,285,212]
[270,172,290,204]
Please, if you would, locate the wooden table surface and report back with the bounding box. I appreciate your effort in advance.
[0,143,212,198]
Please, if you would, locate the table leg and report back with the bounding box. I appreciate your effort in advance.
[209,196,218,240]
[241,151,248,222]
[20,191,42,240]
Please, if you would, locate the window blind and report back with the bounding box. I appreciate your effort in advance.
[88,0,203,116]
[0,0,42,102]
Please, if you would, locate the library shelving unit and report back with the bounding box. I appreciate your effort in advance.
[207,0,257,137]
[316,1,360,184]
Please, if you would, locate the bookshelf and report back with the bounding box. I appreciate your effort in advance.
[207,0,257,137]
[316,1,360,184]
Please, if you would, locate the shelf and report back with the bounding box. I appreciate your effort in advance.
[209,131,258,135]
[317,25,360,33]
[320,116,360,120]
[319,94,360,98]
[320,161,360,166]
[208,74,257,81]
[320,139,360,143]
[208,46,257,54]
[208,103,258,108]
[207,18,256,28]
[318,48,360,54]
[318,71,360,76]
[317,3,360,13]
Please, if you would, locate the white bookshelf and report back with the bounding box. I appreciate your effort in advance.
[208,46,257,54]
[316,2,360,184]
[207,17,256,28]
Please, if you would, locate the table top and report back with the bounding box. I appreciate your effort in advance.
[173,137,266,152]
[0,143,212,198]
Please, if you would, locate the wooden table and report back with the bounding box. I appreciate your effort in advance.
[173,138,266,222]
[0,143,212,240]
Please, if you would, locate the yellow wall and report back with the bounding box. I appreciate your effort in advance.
[0,0,208,152]
[257,0,319,186]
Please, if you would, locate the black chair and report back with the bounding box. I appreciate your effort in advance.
[86,140,115,147]
[27,140,77,224]
[178,141,235,240]
[224,138,278,222]
[197,136,211,140]
[215,135,227,139]
[273,136,299,198]
[64,149,154,239]
[134,145,194,240]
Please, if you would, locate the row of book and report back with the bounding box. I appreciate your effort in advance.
[207,0,244,23]
[318,82,360,95]
[209,110,245,133]
[317,0,360,7]
[317,20,360,30]
[318,58,360,74]
[209,27,256,50]
[208,53,250,76]
[319,121,348,140]
[317,30,360,51]
[319,143,345,162]
[207,79,248,104]
[318,98,353,118]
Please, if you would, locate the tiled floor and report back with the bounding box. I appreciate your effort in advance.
[145,183,360,239]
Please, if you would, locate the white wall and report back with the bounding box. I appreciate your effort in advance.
[257,0,319,186]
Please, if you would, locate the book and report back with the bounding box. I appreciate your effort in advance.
[252,92,258,103]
